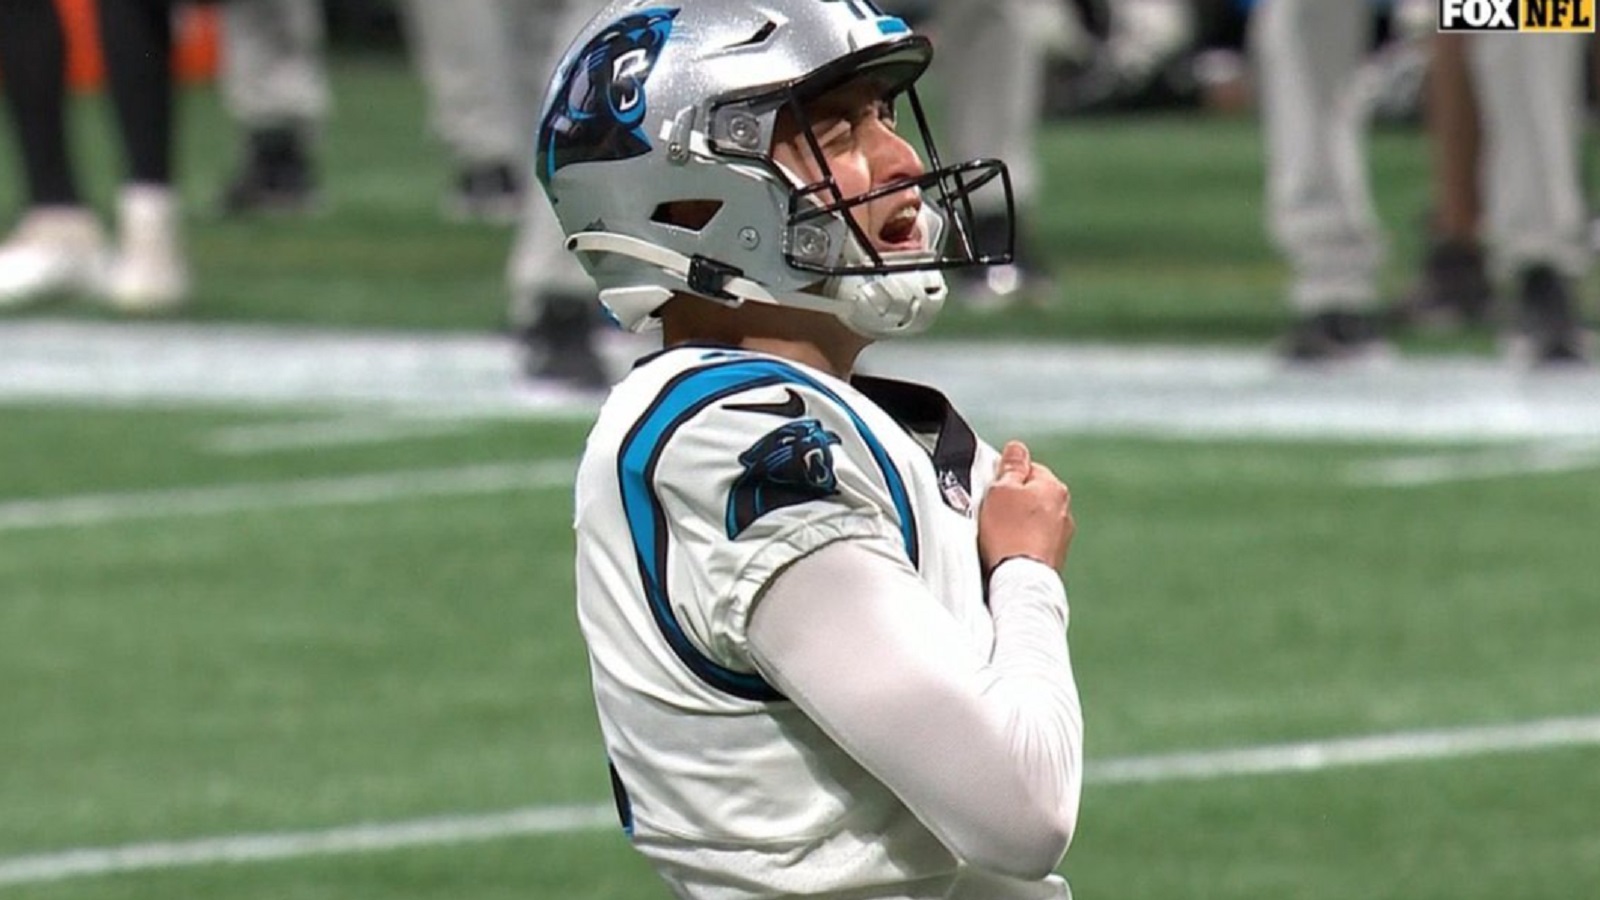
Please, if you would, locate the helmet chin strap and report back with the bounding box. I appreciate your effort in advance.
[568,205,949,339]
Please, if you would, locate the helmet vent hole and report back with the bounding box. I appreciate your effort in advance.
[725,20,778,49]
[651,200,724,233]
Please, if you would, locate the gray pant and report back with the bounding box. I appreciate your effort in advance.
[1251,0,1383,313]
[1468,33,1588,282]
[935,0,1053,213]
[221,0,330,132]
[493,0,610,325]
[400,0,579,168]
[1253,0,1589,313]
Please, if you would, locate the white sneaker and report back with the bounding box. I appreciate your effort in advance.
[0,206,109,309]
[103,184,190,313]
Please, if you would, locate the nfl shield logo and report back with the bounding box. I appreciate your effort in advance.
[939,469,973,517]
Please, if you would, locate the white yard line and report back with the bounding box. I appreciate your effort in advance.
[6,320,1600,442]
[0,805,617,888]
[1089,713,1600,783]
[0,461,574,532]
[202,417,484,455]
[1345,439,1600,487]
[3,713,1597,888]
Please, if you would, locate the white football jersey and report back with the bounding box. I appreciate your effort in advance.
[573,344,1067,900]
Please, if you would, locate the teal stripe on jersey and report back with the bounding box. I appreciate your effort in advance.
[616,357,917,700]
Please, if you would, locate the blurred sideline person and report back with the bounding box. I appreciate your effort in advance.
[219,0,537,220]
[914,0,1197,312]
[1395,31,1491,332]
[1395,28,1592,365]
[926,0,1060,311]
[1452,32,1590,364]
[401,0,536,223]
[494,0,614,389]
[0,0,190,312]
[1254,0,1591,366]
[1250,0,1389,363]
[543,1,1084,897]
[217,0,330,215]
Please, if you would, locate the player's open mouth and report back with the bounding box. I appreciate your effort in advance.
[878,204,922,249]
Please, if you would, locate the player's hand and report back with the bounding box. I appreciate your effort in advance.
[977,441,1073,575]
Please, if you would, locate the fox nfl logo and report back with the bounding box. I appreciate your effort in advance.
[1439,0,1597,31]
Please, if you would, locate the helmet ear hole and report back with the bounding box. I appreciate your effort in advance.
[651,200,724,233]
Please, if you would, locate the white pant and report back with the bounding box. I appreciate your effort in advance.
[1252,0,1589,312]
[222,0,330,131]
[1251,0,1383,313]
[400,0,587,167]
[484,0,612,322]
[1468,33,1588,281]
[933,0,1056,213]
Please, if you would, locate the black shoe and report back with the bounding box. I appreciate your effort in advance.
[445,163,524,224]
[1392,238,1492,332]
[521,294,610,391]
[1278,310,1390,364]
[1513,265,1591,366]
[219,127,319,216]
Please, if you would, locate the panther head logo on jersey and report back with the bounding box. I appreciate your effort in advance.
[725,419,843,538]
[537,7,679,185]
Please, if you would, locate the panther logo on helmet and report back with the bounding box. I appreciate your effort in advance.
[537,7,679,185]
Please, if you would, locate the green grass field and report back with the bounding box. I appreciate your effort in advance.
[2,55,1599,900]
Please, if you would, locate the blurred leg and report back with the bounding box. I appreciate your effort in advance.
[218,0,329,214]
[506,0,602,331]
[1251,0,1387,362]
[0,0,80,206]
[1252,0,1381,316]
[399,0,527,222]
[1469,32,1590,364]
[0,0,105,307]
[222,0,328,132]
[1428,35,1480,244]
[96,0,188,311]
[508,0,613,391]
[97,0,175,187]
[1396,33,1492,330]
[936,0,1054,309]
[1469,34,1587,283]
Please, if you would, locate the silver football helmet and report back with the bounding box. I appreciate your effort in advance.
[536,0,1016,338]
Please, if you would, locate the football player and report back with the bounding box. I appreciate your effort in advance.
[540,1,1085,897]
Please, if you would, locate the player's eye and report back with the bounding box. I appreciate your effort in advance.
[876,97,898,129]
[815,118,854,152]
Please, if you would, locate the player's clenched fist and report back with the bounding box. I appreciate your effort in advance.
[977,441,1074,575]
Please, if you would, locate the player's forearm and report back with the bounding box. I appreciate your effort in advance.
[983,558,1085,857]
[748,540,1081,880]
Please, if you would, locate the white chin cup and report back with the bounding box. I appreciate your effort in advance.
[825,204,949,338]
[828,266,947,338]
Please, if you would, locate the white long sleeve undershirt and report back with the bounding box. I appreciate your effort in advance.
[746,539,1084,882]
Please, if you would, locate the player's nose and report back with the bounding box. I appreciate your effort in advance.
[866,122,924,186]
